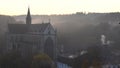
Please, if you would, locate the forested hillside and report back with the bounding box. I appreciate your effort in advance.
[0,12,119,53]
[13,12,120,53]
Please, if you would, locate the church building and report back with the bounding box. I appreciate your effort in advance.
[6,8,57,60]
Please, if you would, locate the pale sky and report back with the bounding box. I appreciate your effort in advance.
[0,0,120,15]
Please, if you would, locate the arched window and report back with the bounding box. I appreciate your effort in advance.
[44,37,54,60]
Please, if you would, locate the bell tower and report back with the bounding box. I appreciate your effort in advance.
[26,7,31,24]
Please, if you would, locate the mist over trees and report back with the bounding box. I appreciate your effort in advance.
[0,12,120,54]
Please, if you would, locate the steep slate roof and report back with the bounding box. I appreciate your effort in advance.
[8,23,50,34]
[8,24,29,34]
[29,23,49,32]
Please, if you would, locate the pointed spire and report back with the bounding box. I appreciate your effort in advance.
[27,7,30,16]
[26,7,31,24]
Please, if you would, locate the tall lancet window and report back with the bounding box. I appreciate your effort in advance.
[44,37,54,60]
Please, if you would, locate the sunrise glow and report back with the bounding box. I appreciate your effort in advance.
[0,0,120,15]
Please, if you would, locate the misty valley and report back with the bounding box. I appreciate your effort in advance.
[0,12,120,68]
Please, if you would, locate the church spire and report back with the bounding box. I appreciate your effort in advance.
[26,7,31,24]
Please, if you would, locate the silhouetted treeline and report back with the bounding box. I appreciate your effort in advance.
[0,50,54,68]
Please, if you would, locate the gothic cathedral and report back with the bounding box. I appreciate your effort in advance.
[6,8,57,60]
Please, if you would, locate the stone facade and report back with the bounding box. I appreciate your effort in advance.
[6,8,57,60]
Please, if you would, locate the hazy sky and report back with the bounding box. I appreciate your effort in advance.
[0,0,120,15]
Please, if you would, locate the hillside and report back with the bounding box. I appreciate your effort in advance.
[0,12,118,53]
[13,12,120,52]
